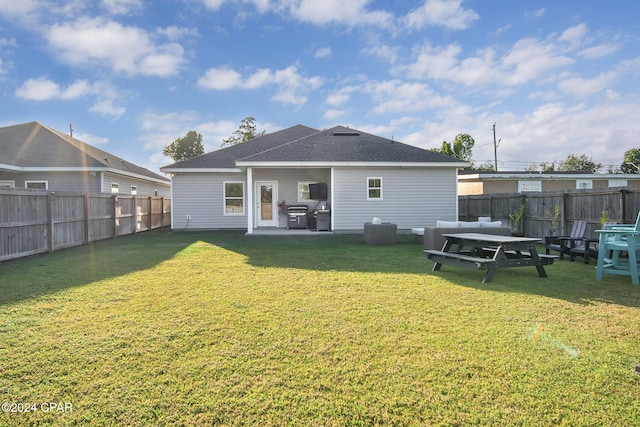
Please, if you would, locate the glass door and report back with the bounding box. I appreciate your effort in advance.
[256,181,277,227]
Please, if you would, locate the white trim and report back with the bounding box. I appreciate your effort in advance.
[0,164,169,185]
[162,167,243,173]
[366,177,383,201]
[246,167,253,234]
[25,180,48,190]
[235,161,468,168]
[0,180,15,188]
[223,181,245,216]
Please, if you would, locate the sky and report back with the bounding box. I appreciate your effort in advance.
[1,0,639,174]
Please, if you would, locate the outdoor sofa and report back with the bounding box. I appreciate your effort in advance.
[419,219,512,250]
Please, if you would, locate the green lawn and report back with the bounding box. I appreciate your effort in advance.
[1,229,639,426]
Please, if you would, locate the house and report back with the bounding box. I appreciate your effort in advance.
[161,125,468,233]
[0,122,170,196]
[458,170,640,195]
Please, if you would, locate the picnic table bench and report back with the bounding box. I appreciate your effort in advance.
[424,233,557,283]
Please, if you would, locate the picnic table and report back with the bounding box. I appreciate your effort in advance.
[424,232,557,284]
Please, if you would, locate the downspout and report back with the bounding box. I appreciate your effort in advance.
[330,167,335,231]
[246,167,253,234]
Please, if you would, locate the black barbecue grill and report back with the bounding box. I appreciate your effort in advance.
[286,205,308,229]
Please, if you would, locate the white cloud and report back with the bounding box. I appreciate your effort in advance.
[15,77,126,117]
[314,47,332,59]
[579,43,619,59]
[502,38,573,85]
[102,0,143,15]
[284,0,392,27]
[558,23,588,49]
[45,17,185,77]
[558,71,617,99]
[197,67,243,89]
[15,76,60,100]
[404,0,479,30]
[198,64,323,106]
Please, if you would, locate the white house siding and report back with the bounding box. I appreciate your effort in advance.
[102,172,170,197]
[170,171,246,230]
[253,168,330,204]
[332,167,458,231]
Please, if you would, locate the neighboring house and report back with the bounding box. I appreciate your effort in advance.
[0,122,170,196]
[458,171,640,195]
[161,125,468,233]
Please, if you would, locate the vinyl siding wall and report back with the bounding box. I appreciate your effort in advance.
[0,171,102,192]
[332,167,458,231]
[102,172,170,197]
[170,171,247,230]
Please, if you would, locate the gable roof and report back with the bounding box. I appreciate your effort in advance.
[163,124,319,170]
[0,122,169,183]
[162,124,467,171]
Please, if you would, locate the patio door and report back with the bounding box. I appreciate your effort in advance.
[256,181,278,227]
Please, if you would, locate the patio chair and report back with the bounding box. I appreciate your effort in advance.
[595,213,640,285]
[545,220,587,260]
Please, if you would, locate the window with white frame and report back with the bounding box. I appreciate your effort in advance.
[367,177,383,200]
[518,180,541,192]
[130,185,138,195]
[0,180,15,188]
[297,181,313,202]
[576,179,593,190]
[25,180,48,190]
[111,183,119,194]
[224,181,244,215]
[609,179,627,188]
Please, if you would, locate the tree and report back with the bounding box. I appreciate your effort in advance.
[162,130,204,162]
[221,116,266,147]
[621,148,640,174]
[433,133,475,164]
[557,153,602,173]
[524,161,556,172]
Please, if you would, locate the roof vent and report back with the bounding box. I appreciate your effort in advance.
[333,131,360,136]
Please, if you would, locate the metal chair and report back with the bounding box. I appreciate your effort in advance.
[595,213,640,285]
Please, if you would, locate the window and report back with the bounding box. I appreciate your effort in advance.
[367,177,382,200]
[0,180,15,188]
[518,180,541,192]
[576,179,593,190]
[131,185,138,195]
[297,181,313,202]
[25,180,47,190]
[609,179,627,188]
[111,183,119,194]
[224,182,244,215]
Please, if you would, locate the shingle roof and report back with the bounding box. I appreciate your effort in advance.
[239,125,463,164]
[162,124,465,170]
[163,124,319,169]
[0,122,168,182]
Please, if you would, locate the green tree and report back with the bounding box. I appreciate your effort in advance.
[524,161,556,172]
[621,148,640,173]
[221,117,266,147]
[433,133,475,164]
[558,153,602,173]
[162,130,204,162]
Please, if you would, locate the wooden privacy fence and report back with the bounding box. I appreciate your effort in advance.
[0,188,171,262]
[459,187,640,239]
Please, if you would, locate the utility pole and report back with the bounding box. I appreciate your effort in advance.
[69,123,73,138]
[492,123,499,171]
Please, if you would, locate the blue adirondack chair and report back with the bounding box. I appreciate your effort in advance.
[595,213,640,285]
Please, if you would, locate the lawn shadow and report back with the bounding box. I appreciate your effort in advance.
[204,232,640,309]
[0,228,203,306]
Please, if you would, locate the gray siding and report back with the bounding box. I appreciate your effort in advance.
[170,172,247,230]
[332,167,458,231]
[0,171,101,192]
[103,172,170,197]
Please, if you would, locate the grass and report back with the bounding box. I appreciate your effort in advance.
[1,229,640,426]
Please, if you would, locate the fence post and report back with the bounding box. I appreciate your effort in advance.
[132,196,137,234]
[84,193,90,244]
[47,192,54,253]
[113,195,118,238]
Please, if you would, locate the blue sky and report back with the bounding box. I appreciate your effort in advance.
[1,0,639,173]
